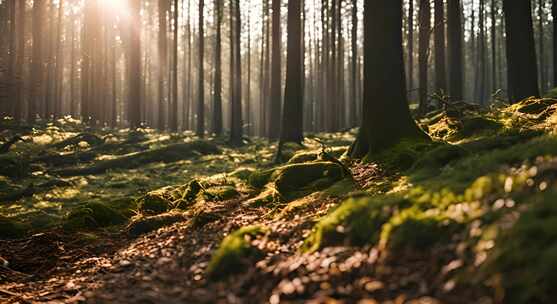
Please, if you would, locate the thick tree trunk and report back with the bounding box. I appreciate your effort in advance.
[279,0,304,144]
[503,0,540,102]
[350,0,429,159]
[447,0,463,101]
[553,0,557,87]
[269,0,282,140]
[538,0,546,93]
[408,0,414,100]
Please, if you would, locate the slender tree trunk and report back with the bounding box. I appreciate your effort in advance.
[478,0,486,104]
[212,0,223,135]
[70,16,76,117]
[158,0,168,130]
[28,0,44,122]
[350,0,358,126]
[14,0,25,121]
[196,0,205,137]
[418,0,430,113]
[491,0,497,92]
[7,0,16,118]
[54,0,64,118]
[128,0,142,128]
[269,0,282,140]
[350,0,429,159]
[538,0,546,93]
[434,0,447,95]
[170,0,179,132]
[279,0,304,144]
[408,0,414,101]
[503,0,540,102]
[553,0,557,86]
[230,0,243,144]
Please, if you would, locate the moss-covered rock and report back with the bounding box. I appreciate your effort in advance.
[127,212,186,237]
[228,167,255,181]
[305,196,404,252]
[0,216,26,239]
[288,147,348,164]
[175,180,203,209]
[137,189,173,215]
[272,161,346,195]
[247,168,275,189]
[207,225,268,280]
[63,202,127,231]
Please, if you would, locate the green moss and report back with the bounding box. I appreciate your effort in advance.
[63,202,127,231]
[203,186,239,201]
[288,147,348,164]
[248,168,275,189]
[322,178,358,198]
[138,190,172,215]
[228,167,255,181]
[370,139,437,170]
[207,225,268,280]
[426,114,503,141]
[304,196,404,252]
[0,152,29,179]
[380,209,459,252]
[487,191,557,303]
[510,97,557,115]
[127,212,185,237]
[0,216,26,239]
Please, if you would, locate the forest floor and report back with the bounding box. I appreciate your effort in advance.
[2,97,557,303]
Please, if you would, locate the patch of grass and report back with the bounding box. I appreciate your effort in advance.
[206,225,268,280]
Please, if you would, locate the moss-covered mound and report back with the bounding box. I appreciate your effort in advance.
[272,161,346,194]
[305,196,405,252]
[127,212,186,237]
[486,191,557,304]
[138,189,173,215]
[380,209,459,252]
[202,186,239,202]
[0,216,26,239]
[63,202,127,231]
[425,113,503,141]
[207,225,268,280]
[288,147,347,164]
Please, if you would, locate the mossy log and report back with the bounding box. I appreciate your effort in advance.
[52,141,220,176]
[51,133,105,149]
[127,213,186,237]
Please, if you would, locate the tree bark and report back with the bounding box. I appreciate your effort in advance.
[447,0,463,101]
[269,0,282,140]
[350,0,429,159]
[418,0,430,113]
[28,0,45,122]
[503,0,540,102]
[128,0,142,128]
[212,0,223,135]
[279,0,304,144]
[196,0,205,137]
[230,0,243,145]
[170,0,179,132]
[434,0,447,95]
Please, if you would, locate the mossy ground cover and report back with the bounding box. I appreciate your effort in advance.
[2,99,557,302]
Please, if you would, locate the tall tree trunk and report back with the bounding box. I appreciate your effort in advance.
[279,0,304,144]
[212,0,223,135]
[230,0,243,144]
[447,0,463,101]
[408,0,414,101]
[538,0,546,93]
[128,0,142,128]
[503,0,540,102]
[478,0,486,104]
[418,0,430,113]
[196,0,205,137]
[14,0,25,121]
[553,0,557,86]
[434,0,447,95]
[45,1,56,119]
[269,0,282,140]
[350,0,358,126]
[350,0,429,159]
[158,0,168,130]
[54,0,64,118]
[170,0,179,132]
[7,0,16,118]
[491,0,497,92]
[28,0,44,122]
